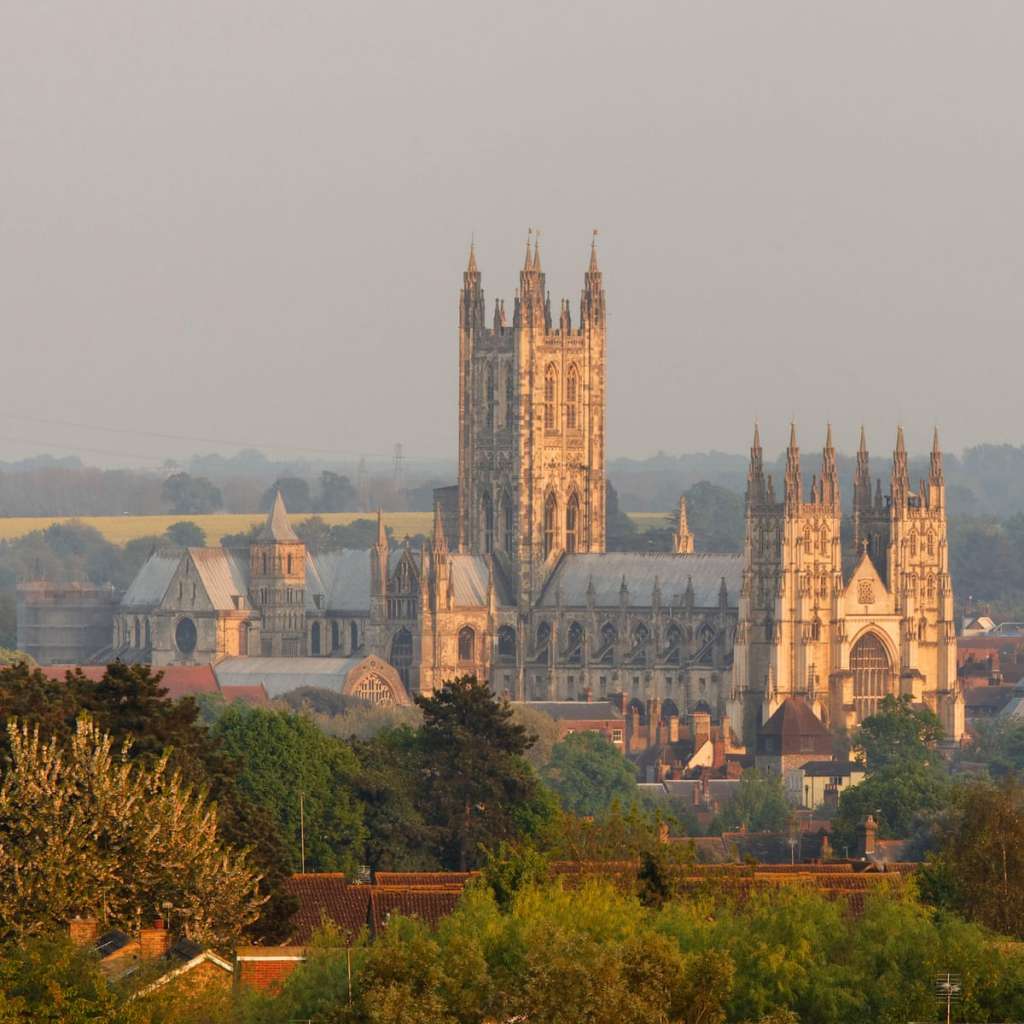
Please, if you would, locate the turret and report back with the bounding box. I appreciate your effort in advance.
[820,424,840,509]
[519,230,546,330]
[460,242,485,331]
[580,230,605,328]
[674,496,694,554]
[746,422,767,505]
[784,423,802,508]
[891,426,909,510]
[929,427,945,510]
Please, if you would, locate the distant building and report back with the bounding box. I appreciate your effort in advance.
[16,581,119,665]
[520,698,625,746]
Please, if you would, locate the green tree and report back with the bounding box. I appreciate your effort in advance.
[163,521,206,548]
[212,705,367,872]
[853,693,943,769]
[0,717,262,945]
[415,676,543,870]
[316,470,358,512]
[920,778,1024,938]
[711,770,791,834]
[541,730,637,816]
[161,473,222,515]
[261,477,311,513]
[831,695,950,852]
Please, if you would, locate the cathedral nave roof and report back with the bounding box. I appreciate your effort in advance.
[537,552,743,609]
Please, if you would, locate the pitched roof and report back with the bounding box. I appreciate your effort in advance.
[449,554,494,606]
[311,550,373,613]
[368,888,461,936]
[259,490,299,542]
[758,697,832,750]
[537,552,743,609]
[522,700,624,722]
[219,683,271,707]
[213,656,362,698]
[44,663,219,699]
[121,552,180,607]
[189,548,249,610]
[798,760,863,777]
[283,873,369,944]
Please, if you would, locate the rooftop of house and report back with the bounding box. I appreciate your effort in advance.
[757,697,834,756]
[521,700,624,722]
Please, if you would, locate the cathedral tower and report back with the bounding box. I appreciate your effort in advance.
[249,491,307,656]
[457,232,607,606]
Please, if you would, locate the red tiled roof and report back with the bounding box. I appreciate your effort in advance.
[45,664,219,699]
[283,874,369,944]
[219,683,271,707]
[373,872,474,888]
[368,888,462,936]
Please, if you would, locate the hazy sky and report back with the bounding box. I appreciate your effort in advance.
[2,1,1022,469]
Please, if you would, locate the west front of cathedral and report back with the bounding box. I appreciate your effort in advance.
[119,235,964,743]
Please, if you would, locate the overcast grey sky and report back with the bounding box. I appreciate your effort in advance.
[2,1,1021,467]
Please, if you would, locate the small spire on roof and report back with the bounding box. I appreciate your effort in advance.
[524,228,533,270]
[376,508,387,548]
[532,229,542,271]
[259,489,299,542]
[588,229,600,273]
[859,424,867,455]
[466,238,478,274]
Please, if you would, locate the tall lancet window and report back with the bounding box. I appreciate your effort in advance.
[505,367,516,429]
[565,365,579,429]
[566,493,580,553]
[503,494,515,554]
[544,492,558,558]
[482,492,494,553]
[485,365,495,429]
[544,364,558,431]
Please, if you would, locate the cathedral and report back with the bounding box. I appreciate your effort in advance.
[115,234,964,742]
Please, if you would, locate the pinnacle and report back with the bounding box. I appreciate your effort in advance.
[524,228,533,271]
[752,421,761,450]
[376,507,386,547]
[859,425,867,454]
[932,425,941,453]
[466,240,478,274]
[532,231,542,271]
[896,425,906,453]
[588,229,600,273]
[260,489,299,542]
[789,422,798,450]
[825,422,833,450]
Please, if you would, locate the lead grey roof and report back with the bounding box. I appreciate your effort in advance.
[523,700,624,721]
[312,550,373,613]
[537,553,743,609]
[121,552,180,608]
[449,554,490,606]
[190,548,248,610]
[214,656,362,697]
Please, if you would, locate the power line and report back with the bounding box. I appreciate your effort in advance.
[0,413,448,464]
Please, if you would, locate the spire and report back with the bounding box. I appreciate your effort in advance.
[524,228,533,270]
[892,425,909,504]
[432,501,448,552]
[376,508,387,548]
[581,229,605,327]
[821,423,839,508]
[854,426,872,510]
[259,489,299,542]
[784,422,802,507]
[674,496,694,553]
[930,426,944,483]
[466,239,478,274]
[588,229,600,273]
[532,230,542,271]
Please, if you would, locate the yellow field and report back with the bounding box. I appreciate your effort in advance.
[0,512,435,546]
[0,511,672,546]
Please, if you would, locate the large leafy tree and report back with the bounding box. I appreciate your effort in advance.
[415,675,545,870]
[920,778,1024,938]
[710,769,791,834]
[831,695,950,852]
[212,705,367,873]
[0,717,263,945]
[160,472,222,515]
[541,730,637,816]
[0,662,296,943]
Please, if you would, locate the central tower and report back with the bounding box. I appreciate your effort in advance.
[457,232,607,607]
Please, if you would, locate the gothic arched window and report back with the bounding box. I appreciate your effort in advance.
[485,365,495,430]
[390,628,413,687]
[482,492,494,554]
[458,626,475,662]
[503,494,515,554]
[544,492,557,558]
[544,364,558,431]
[565,365,579,429]
[497,626,516,660]
[505,367,516,430]
[851,632,892,721]
[567,621,584,664]
[599,622,617,664]
[565,493,580,553]
[666,624,682,665]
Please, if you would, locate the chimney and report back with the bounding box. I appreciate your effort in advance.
[690,711,711,751]
[668,714,679,743]
[140,919,172,960]
[69,916,99,948]
[856,815,878,858]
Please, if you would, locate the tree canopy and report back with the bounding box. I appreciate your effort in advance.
[541,731,637,816]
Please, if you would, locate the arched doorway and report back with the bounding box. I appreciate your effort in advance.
[851,632,892,721]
